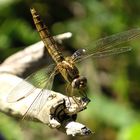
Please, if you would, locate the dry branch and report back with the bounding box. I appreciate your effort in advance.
[0,32,92,136]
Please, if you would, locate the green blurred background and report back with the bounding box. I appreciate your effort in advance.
[0,0,140,140]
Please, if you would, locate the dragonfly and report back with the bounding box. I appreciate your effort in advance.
[7,8,140,115]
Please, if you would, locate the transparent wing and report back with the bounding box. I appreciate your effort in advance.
[72,47,131,63]
[71,28,140,62]
[22,68,57,119]
[90,28,140,51]
[7,63,57,103]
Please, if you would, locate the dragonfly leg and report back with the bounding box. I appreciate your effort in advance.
[72,96,81,107]
[65,84,80,107]
[79,89,88,98]
[65,83,72,106]
[65,84,89,108]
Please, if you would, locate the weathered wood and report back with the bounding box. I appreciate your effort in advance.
[0,32,92,136]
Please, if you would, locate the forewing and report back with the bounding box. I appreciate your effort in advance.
[7,63,56,103]
[72,28,140,62]
[90,28,140,52]
[73,46,131,63]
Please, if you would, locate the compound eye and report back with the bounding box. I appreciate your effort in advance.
[82,77,87,83]
[75,79,81,88]
[78,78,86,89]
[72,77,87,89]
[71,78,80,89]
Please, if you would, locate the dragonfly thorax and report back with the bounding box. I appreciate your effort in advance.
[57,59,80,83]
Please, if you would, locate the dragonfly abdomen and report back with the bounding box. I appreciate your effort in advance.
[30,8,64,63]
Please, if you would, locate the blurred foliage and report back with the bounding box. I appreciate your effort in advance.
[0,0,140,140]
[0,113,24,140]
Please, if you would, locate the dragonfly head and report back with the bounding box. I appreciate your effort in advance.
[72,76,87,89]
